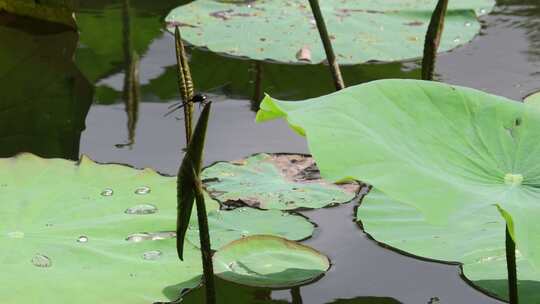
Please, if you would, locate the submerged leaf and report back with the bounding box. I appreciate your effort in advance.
[202,153,358,210]
[256,79,540,286]
[165,0,494,64]
[213,235,330,288]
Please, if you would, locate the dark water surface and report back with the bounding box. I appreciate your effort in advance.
[2,0,540,303]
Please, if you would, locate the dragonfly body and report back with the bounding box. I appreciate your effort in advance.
[165,93,209,117]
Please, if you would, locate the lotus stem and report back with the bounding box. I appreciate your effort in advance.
[251,61,263,111]
[421,0,448,81]
[193,172,216,304]
[174,26,195,145]
[307,0,345,91]
[291,287,303,304]
[506,226,519,304]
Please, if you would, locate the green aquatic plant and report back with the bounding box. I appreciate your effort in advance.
[0,0,76,28]
[0,154,210,303]
[202,153,357,210]
[256,79,540,302]
[165,0,494,65]
[177,102,216,303]
[213,235,330,288]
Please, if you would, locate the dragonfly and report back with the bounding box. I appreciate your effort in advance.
[164,83,230,119]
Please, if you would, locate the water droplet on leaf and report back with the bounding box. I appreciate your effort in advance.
[31,254,52,268]
[7,231,24,238]
[125,204,158,215]
[143,250,163,260]
[101,188,114,196]
[126,233,151,242]
[134,186,151,195]
[77,236,88,243]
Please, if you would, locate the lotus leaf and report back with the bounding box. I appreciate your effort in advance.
[213,235,330,288]
[0,0,75,28]
[165,0,494,64]
[256,79,540,285]
[0,153,209,303]
[358,189,540,302]
[202,153,357,210]
[187,207,315,249]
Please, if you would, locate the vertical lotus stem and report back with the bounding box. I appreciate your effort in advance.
[251,61,263,111]
[506,226,519,304]
[193,173,216,304]
[291,287,303,304]
[421,0,448,81]
[307,0,345,91]
[174,26,195,145]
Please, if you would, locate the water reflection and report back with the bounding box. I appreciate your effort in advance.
[161,277,401,304]
[0,14,93,160]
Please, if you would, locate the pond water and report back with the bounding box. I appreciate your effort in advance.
[2,0,539,303]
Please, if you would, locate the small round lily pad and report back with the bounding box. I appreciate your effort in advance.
[202,153,358,210]
[187,207,315,249]
[213,235,330,288]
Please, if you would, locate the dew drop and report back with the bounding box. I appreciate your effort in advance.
[126,233,151,242]
[77,236,88,243]
[125,204,158,215]
[31,254,52,268]
[464,21,472,27]
[480,8,487,14]
[101,188,114,196]
[143,250,162,260]
[134,186,151,195]
[453,37,460,43]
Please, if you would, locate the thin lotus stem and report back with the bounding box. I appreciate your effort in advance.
[291,287,303,304]
[307,0,345,91]
[193,171,216,304]
[506,226,519,304]
[421,0,448,80]
[251,61,263,111]
[174,26,195,145]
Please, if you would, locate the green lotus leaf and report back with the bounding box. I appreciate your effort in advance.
[165,0,494,64]
[0,0,76,28]
[202,153,357,210]
[213,235,330,288]
[0,153,220,303]
[358,189,540,302]
[187,207,315,249]
[256,79,540,282]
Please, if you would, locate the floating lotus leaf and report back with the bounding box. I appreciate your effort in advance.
[188,207,315,249]
[358,189,540,302]
[213,235,330,288]
[0,153,218,303]
[0,0,76,28]
[202,153,357,210]
[256,79,540,291]
[165,0,494,64]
